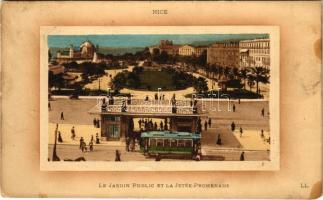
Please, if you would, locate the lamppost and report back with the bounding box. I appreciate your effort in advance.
[158,88,161,100]
[98,78,101,92]
[218,86,222,111]
[107,87,111,97]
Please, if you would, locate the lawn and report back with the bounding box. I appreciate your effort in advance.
[137,70,175,91]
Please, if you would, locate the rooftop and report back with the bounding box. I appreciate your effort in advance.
[141,131,201,139]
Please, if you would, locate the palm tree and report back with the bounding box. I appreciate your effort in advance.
[238,68,248,89]
[218,66,224,80]
[248,67,270,94]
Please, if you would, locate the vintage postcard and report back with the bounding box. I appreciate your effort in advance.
[40,26,280,171]
[1,1,321,198]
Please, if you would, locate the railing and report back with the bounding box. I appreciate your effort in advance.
[101,104,196,114]
[96,97,197,114]
[103,98,193,107]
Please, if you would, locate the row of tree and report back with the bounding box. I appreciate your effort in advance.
[198,64,270,95]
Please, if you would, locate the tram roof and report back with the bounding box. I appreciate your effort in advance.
[141,131,201,139]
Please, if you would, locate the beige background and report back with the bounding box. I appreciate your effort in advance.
[1,1,322,198]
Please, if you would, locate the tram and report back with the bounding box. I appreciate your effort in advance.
[140,131,201,156]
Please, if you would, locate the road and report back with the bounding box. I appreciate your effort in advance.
[49,144,269,161]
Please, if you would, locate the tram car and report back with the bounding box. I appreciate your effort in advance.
[140,131,201,156]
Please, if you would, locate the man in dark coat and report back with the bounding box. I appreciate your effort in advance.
[240,151,245,161]
[231,121,236,132]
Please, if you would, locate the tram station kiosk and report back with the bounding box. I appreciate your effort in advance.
[89,97,201,141]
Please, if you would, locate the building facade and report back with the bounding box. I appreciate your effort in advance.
[194,46,207,57]
[179,45,195,56]
[239,39,270,68]
[207,41,240,68]
[149,40,180,56]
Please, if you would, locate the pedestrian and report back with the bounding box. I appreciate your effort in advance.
[261,129,264,138]
[138,119,142,129]
[60,112,64,120]
[126,137,130,152]
[240,127,243,137]
[96,119,100,128]
[204,121,208,131]
[261,108,265,117]
[115,150,121,161]
[131,139,135,152]
[238,98,241,104]
[231,121,236,132]
[48,102,51,111]
[155,153,161,161]
[162,94,165,100]
[154,93,158,100]
[71,126,76,140]
[145,95,149,101]
[89,141,93,151]
[216,134,222,145]
[240,151,245,161]
[153,122,157,130]
[160,121,164,130]
[208,118,212,128]
[81,141,87,152]
[80,137,84,149]
[233,104,236,112]
[91,135,94,142]
[95,133,100,144]
[93,118,97,127]
[58,131,63,143]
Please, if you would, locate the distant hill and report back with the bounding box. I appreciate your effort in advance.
[98,47,145,55]
[49,47,145,57]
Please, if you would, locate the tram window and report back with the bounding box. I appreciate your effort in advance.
[185,140,193,147]
[157,139,163,147]
[177,140,185,147]
[164,139,170,147]
[150,139,156,147]
[171,139,177,147]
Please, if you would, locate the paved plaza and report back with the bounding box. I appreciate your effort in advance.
[48,98,270,161]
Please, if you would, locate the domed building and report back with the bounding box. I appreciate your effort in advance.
[80,41,96,59]
[55,40,98,62]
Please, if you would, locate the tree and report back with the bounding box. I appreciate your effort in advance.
[159,50,169,64]
[248,67,270,94]
[126,72,140,88]
[193,77,209,93]
[112,72,127,91]
[152,48,160,63]
[48,71,64,90]
[48,50,52,62]
[132,66,143,74]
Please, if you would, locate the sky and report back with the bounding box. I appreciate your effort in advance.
[48,34,269,48]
